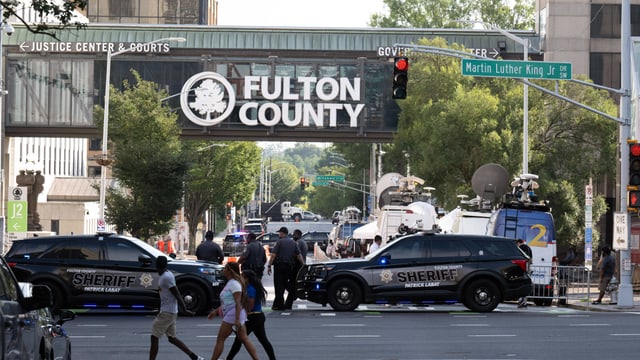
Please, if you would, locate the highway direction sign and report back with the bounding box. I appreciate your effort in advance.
[316,175,345,182]
[461,59,572,80]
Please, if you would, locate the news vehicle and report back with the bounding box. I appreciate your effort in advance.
[297,230,532,312]
[487,174,558,306]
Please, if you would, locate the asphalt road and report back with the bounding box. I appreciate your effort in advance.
[67,304,640,360]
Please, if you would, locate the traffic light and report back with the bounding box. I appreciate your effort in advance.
[300,177,306,190]
[630,190,640,208]
[226,201,233,213]
[629,140,640,209]
[392,56,409,99]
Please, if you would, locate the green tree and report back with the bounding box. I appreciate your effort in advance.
[184,141,261,251]
[95,71,187,240]
[369,0,534,30]
[393,38,617,249]
[1,0,88,37]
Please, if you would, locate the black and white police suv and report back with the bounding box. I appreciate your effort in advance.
[5,233,226,315]
[296,232,532,312]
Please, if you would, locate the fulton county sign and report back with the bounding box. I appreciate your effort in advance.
[461,59,572,80]
[180,72,364,129]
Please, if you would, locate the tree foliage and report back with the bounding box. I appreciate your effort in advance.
[1,0,88,37]
[95,71,187,240]
[183,141,261,250]
[369,0,535,30]
[392,38,617,249]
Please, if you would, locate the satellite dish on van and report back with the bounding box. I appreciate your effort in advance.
[376,172,403,208]
[471,163,510,202]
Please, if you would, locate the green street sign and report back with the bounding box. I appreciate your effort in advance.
[316,175,345,182]
[312,181,329,186]
[461,59,572,80]
[7,187,28,233]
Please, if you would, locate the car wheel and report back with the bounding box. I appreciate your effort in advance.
[327,278,362,311]
[178,282,208,315]
[36,281,66,312]
[313,217,319,222]
[463,279,500,312]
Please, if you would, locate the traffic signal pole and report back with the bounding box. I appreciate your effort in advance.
[617,0,633,309]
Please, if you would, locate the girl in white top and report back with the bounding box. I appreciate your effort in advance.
[208,262,259,360]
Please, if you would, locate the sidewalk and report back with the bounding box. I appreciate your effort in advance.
[567,292,640,312]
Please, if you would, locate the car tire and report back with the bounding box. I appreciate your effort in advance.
[178,282,208,315]
[463,279,500,312]
[327,278,362,311]
[313,217,319,222]
[36,281,67,312]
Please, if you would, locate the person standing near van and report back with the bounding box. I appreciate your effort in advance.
[516,239,532,308]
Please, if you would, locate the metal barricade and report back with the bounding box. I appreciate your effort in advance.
[527,265,592,306]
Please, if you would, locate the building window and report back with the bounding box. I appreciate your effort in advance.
[89,138,101,151]
[590,52,621,90]
[591,4,640,38]
[88,166,102,178]
[110,0,134,18]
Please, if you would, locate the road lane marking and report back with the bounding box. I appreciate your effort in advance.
[611,333,640,336]
[70,335,106,338]
[335,335,380,338]
[468,334,516,337]
[321,324,365,327]
[451,324,490,327]
[569,323,611,326]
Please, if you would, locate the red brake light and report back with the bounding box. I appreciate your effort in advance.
[511,259,529,272]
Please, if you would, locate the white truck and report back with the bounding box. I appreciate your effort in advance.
[249,199,305,222]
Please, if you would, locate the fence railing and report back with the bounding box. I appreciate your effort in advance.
[528,265,595,306]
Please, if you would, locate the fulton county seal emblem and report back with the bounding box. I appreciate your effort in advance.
[380,270,394,284]
[180,71,236,127]
[140,273,154,288]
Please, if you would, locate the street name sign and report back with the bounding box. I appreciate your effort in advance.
[313,174,345,186]
[316,175,345,182]
[461,59,572,80]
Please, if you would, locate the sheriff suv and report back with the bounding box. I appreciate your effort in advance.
[296,232,532,312]
[5,233,226,315]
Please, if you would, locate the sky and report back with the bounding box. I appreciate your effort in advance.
[216,0,387,28]
[216,0,389,149]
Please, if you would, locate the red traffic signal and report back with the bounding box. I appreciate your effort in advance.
[629,190,640,208]
[630,141,640,187]
[300,177,306,189]
[392,56,409,99]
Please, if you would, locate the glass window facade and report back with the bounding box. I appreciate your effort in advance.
[88,0,205,24]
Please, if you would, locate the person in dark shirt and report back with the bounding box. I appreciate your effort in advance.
[195,230,224,264]
[267,227,303,310]
[238,232,267,278]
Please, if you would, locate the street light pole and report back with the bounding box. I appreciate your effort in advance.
[98,37,186,230]
[0,20,13,220]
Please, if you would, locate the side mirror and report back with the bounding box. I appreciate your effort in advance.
[138,254,153,266]
[57,309,76,325]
